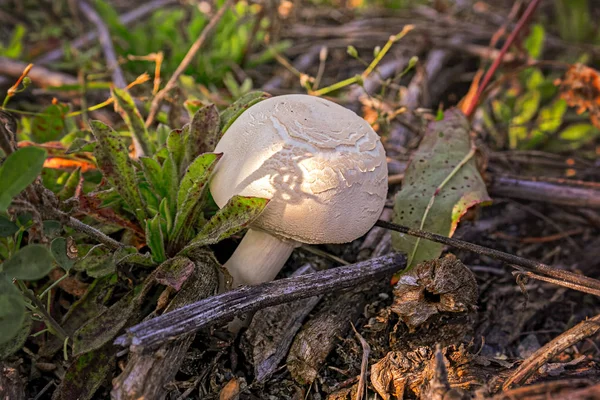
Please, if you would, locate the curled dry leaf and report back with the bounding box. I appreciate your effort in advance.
[371,346,477,400]
[555,63,600,129]
[391,254,477,331]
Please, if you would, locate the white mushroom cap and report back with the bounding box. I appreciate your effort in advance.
[210,94,388,245]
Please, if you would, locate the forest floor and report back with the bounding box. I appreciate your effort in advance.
[0,1,599,399]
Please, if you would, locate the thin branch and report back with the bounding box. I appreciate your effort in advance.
[114,253,405,350]
[375,220,600,296]
[145,0,235,127]
[490,175,600,209]
[78,0,127,89]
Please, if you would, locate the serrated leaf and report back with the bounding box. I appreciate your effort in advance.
[112,87,155,157]
[140,157,166,198]
[58,168,81,201]
[31,103,68,143]
[89,120,147,223]
[186,104,220,162]
[155,123,170,147]
[219,91,270,135]
[0,146,47,212]
[159,198,173,235]
[51,237,75,271]
[392,109,491,268]
[65,138,96,154]
[145,214,166,263]
[162,155,178,219]
[169,153,222,253]
[182,195,269,254]
[0,278,26,346]
[166,127,186,175]
[2,244,54,280]
[0,214,18,237]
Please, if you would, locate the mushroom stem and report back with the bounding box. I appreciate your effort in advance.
[224,228,297,287]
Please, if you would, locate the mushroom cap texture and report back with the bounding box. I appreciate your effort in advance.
[210,94,388,244]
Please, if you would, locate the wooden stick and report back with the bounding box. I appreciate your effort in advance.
[114,253,405,350]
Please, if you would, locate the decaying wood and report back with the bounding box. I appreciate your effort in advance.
[0,362,24,400]
[286,287,371,385]
[242,264,323,383]
[114,253,405,350]
[111,254,218,400]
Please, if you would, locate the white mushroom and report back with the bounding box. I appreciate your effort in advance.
[209,94,388,287]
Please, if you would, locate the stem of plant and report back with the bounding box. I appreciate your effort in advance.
[18,281,69,342]
[463,0,542,117]
[310,25,414,97]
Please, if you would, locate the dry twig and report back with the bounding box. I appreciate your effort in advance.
[114,253,405,350]
[375,220,600,297]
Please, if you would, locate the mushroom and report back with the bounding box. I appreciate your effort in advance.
[209,94,388,287]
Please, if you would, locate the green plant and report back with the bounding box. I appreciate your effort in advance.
[0,89,271,360]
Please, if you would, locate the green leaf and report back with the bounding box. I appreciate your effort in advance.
[169,153,222,253]
[509,90,541,149]
[51,237,75,271]
[145,214,166,263]
[219,91,270,135]
[524,24,545,59]
[56,344,115,400]
[66,138,96,154]
[39,274,117,358]
[140,157,166,198]
[114,251,156,268]
[0,278,26,346]
[73,245,116,278]
[182,195,269,254]
[176,152,221,210]
[0,146,47,212]
[89,120,147,222]
[155,123,170,147]
[392,109,491,268]
[0,309,31,357]
[538,99,567,133]
[185,104,220,163]
[154,256,195,291]
[162,155,178,219]
[31,103,69,143]
[0,214,19,237]
[111,87,155,157]
[166,127,186,175]
[2,244,54,280]
[58,168,82,201]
